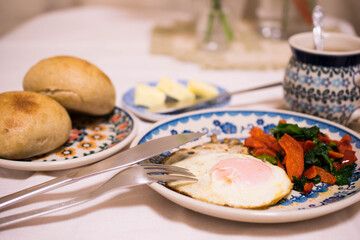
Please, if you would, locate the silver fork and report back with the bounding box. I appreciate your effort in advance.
[0,164,196,228]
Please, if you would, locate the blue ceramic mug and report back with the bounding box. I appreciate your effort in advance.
[284,32,360,125]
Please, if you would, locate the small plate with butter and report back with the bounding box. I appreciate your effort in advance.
[121,78,231,122]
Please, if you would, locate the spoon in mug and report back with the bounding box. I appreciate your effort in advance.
[312,5,325,51]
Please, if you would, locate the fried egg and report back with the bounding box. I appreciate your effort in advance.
[164,144,292,209]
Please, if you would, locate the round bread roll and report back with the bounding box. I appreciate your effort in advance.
[0,91,72,160]
[23,56,116,116]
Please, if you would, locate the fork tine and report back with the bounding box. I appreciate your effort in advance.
[145,168,196,177]
[149,175,198,182]
[139,163,195,177]
[140,163,191,172]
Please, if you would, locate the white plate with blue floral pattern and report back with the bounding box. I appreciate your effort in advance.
[121,79,231,122]
[0,107,138,171]
[130,108,360,223]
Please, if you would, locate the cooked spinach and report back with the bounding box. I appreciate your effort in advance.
[270,122,320,140]
[304,141,334,173]
[293,175,321,192]
[334,164,355,185]
[292,176,308,192]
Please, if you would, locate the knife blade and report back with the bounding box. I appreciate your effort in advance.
[0,132,205,210]
[147,81,282,114]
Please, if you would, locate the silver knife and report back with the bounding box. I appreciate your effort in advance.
[0,132,205,210]
[147,81,282,114]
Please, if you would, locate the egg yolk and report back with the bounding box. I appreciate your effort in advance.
[209,158,272,186]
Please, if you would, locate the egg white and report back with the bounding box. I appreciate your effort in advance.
[165,149,293,209]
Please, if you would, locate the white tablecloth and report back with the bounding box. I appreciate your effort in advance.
[0,6,359,240]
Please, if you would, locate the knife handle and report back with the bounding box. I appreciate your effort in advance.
[0,166,125,211]
[0,176,73,210]
[0,164,127,211]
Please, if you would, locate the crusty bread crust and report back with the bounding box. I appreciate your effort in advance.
[23,56,116,116]
[0,91,72,160]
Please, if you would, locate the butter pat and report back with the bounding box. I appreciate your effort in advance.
[134,84,166,108]
[157,77,195,102]
[188,79,219,98]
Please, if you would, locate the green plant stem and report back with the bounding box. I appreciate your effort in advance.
[203,0,234,44]
[219,10,234,42]
[204,9,215,43]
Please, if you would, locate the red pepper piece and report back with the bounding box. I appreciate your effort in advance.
[314,166,337,185]
[245,127,282,153]
[267,141,282,153]
[303,182,314,195]
[340,150,357,168]
[333,162,342,172]
[303,140,315,153]
[337,134,352,154]
[304,166,317,179]
[304,166,336,185]
[244,136,267,149]
[328,150,344,159]
[278,133,304,181]
[317,133,335,145]
[250,127,277,141]
[254,148,277,157]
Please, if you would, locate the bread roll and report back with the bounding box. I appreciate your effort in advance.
[23,56,116,116]
[0,91,72,160]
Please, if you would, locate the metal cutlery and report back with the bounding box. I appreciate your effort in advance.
[0,163,197,227]
[312,5,325,51]
[0,132,204,210]
[147,81,283,114]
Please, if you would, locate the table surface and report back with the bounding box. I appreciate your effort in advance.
[0,5,359,240]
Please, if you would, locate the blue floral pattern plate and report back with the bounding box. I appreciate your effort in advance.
[0,107,137,171]
[121,79,231,122]
[130,108,360,223]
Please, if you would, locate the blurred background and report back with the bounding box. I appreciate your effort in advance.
[0,0,359,38]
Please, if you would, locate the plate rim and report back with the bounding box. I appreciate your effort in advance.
[0,106,138,171]
[130,107,360,223]
[121,79,231,122]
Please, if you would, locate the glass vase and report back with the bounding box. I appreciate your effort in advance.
[196,0,236,51]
